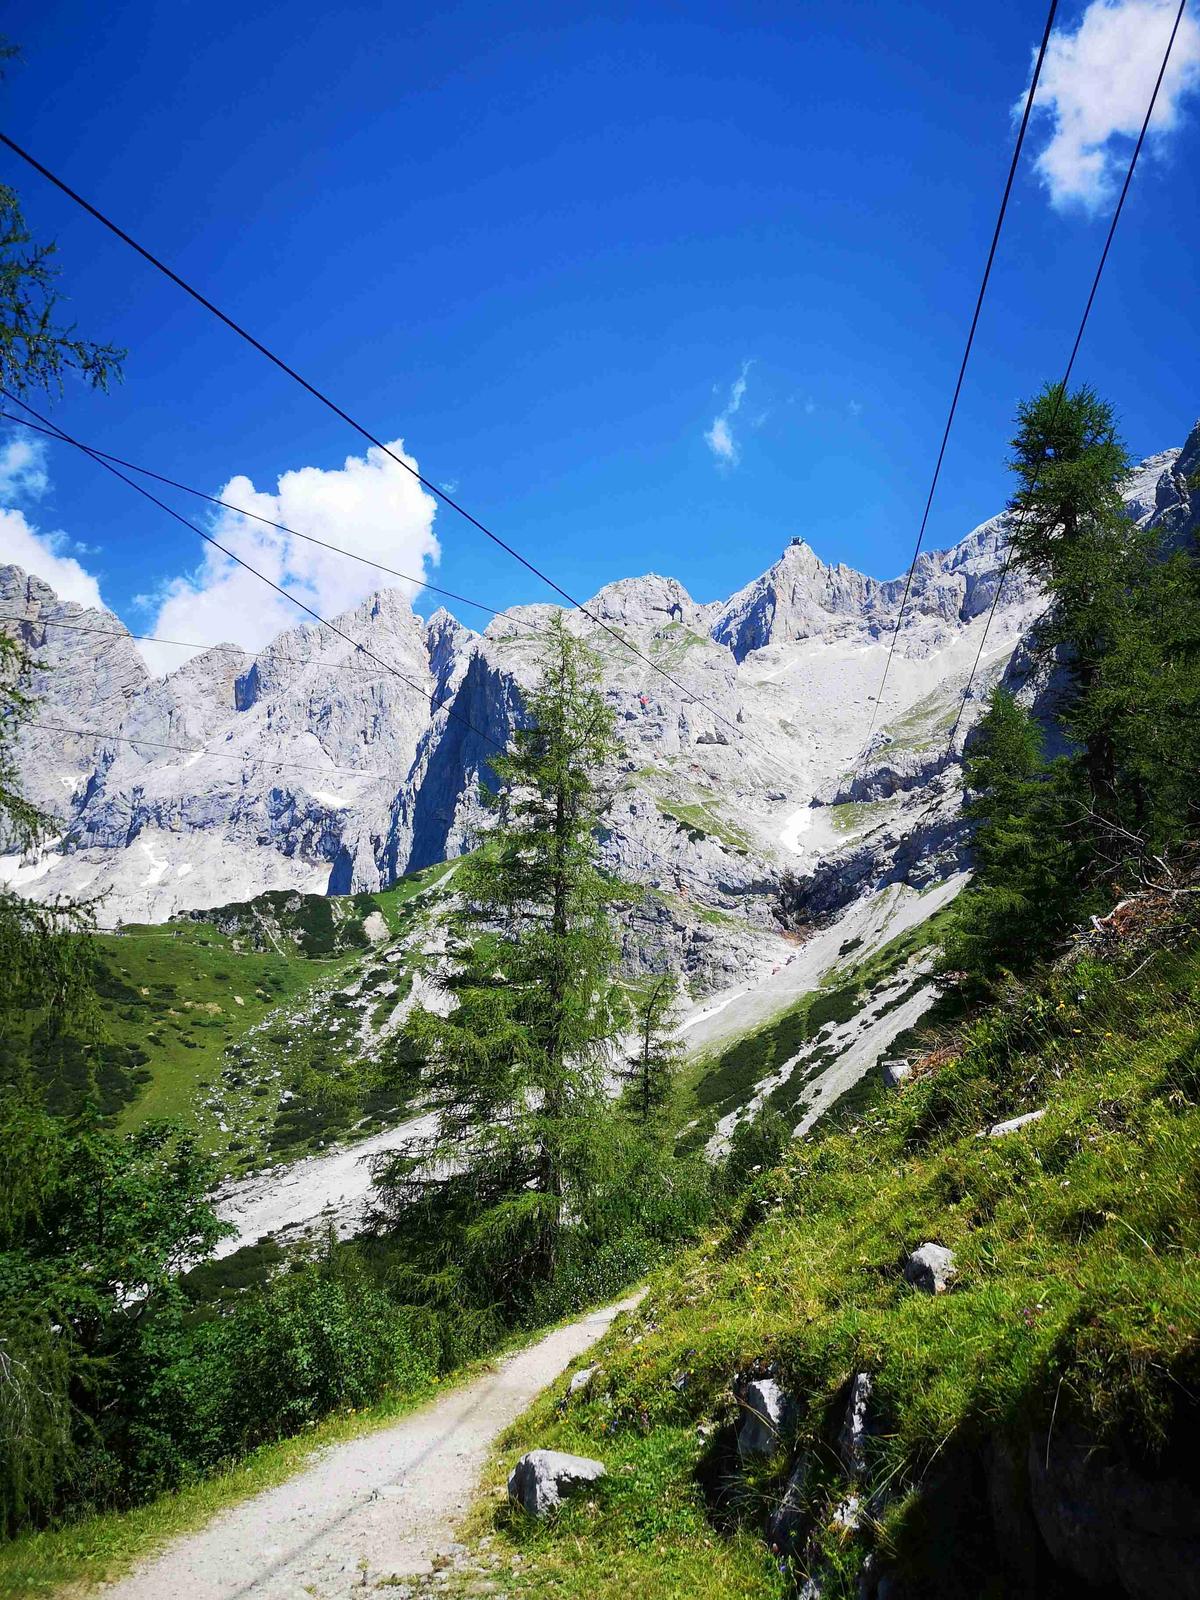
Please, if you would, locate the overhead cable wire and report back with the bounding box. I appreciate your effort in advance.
[0,610,441,673]
[0,409,548,639]
[0,611,537,673]
[13,716,388,778]
[0,429,804,799]
[946,0,1190,749]
[869,0,1189,857]
[0,132,802,776]
[857,0,1060,768]
[2,389,507,755]
[0,415,803,792]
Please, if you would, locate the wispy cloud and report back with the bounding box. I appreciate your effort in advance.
[704,362,752,468]
[848,399,863,416]
[1024,0,1200,212]
[0,433,49,501]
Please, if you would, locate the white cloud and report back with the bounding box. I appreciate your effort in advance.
[0,434,49,500]
[1025,0,1200,212]
[143,438,439,674]
[848,399,863,416]
[0,505,105,610]
[704,362,752,468]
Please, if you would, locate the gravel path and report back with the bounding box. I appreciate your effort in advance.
[102,1296,640,1599]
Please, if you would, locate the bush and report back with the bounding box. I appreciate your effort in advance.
[109,1246,445,1505]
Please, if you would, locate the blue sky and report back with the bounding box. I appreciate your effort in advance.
[1,0,1198,669]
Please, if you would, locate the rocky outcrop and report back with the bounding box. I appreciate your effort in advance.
[1025,1423,1200,1599]
[1,428,1183,926]
[735,1375,795,1459]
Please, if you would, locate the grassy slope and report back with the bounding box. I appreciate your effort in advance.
[462,937,1200,1599]
[26,862,458,1175]
[679,909,952,1151]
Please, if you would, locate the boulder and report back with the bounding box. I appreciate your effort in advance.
[1026,1424,1200,1599]
[507,1449,606,1518]
[735,1376,795,1459]
[904,1242,957,1295]
[765,1454,811,1555]
[566,1365,597,1397]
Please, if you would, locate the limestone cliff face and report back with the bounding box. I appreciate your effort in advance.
[0,431,1189,925]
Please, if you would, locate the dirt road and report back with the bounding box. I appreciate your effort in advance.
[101,1296,639,1599]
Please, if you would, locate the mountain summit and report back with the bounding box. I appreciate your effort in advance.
[1,426,1193,930]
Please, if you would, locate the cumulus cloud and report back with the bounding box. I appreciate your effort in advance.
[143,439,440,674]
[0,505,105,610]
[704,362,752,468]
[0,434,50,501]
[1025,0,1200,212]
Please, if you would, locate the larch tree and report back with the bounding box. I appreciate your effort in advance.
[620,972,684,1131]
[373,612,629,1315]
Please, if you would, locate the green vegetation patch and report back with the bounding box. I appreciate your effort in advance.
[478,939,1200,1598]
[681,910,952,1145]
[656,798,752,855]
[828,799,889,834]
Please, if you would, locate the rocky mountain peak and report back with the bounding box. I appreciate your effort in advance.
[1,426,1191,923]
[583,573,700,630]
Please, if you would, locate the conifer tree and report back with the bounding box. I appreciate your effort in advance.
[373,613,627,1313]
[953,384,1200,983]
[1005,383,1200,874]
[945,689,1087,985]
[620,972,683,1131]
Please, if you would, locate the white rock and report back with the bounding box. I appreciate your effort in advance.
[879,1057,912,1089]
[982,1107,1046,1138]
[507,1449,606,1518]
[736,1376,794,1459]
[904,1242,957,1295]
[838,1371,873,1477]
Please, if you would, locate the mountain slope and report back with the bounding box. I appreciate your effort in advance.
[450,921,1200,1600]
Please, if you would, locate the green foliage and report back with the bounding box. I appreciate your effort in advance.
[951,384,1200,985]
[121,1243,441,1503]
[618,974,685,1130]
[374,615,631,1313]
[480,934,1200,1598]
[945,691,1089,985]
[0,636,98,1038]
[0,181,124,397]
[375,615,709,1325]
[0,1087,228,1533]
[720,1103,790,1197]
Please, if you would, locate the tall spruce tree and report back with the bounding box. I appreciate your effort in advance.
[952,384,1200,984]
[1007,383,1200,870]
[945,689,1087,985]
[1006,385,1133,811]
[373,613,628,1314]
